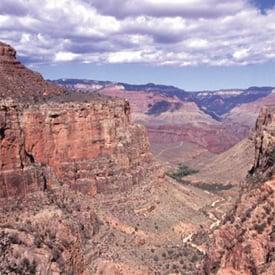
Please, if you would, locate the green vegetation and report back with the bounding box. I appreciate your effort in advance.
[166,164,198,182]
[268,148,275,165]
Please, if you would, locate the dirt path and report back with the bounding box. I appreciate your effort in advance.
[156,142,184,158]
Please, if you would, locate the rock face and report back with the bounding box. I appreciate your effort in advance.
[0,187,100,274]
[203,106,275,275]
[0,96,155,198]
[250,106,275,180]
[0,42,158,198]
[0,42,63,99]
[0,42,16,59]
[203,179,275,275]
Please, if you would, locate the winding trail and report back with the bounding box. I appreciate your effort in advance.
[156,142,184,158]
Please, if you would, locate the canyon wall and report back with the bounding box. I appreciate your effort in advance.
[203,106,275,275]
[0,96,157,198]
[0,42,159,199]
[251,106,275,180]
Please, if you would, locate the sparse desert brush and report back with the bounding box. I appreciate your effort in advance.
[166,164,198,182]
[268,148,275,165]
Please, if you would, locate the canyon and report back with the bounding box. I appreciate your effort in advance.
[0,41,274,275]
[203,106,275,275]
[54,79,275,170]
[0,42,160,198]
[0,42,216,274]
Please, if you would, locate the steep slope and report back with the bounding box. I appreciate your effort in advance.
[223,89,275,131]
[186,138,255,186]
[0,42,63,99]
[250,105,275,179]
[0,42,160,198]
[0,41,227,274]
[0,187,100,274]
[203,106,275,275]
[204,179,275,275]
[54,79,274,160]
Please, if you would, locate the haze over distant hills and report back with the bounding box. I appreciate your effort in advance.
[53,78,274,118]
[53,79,275,165]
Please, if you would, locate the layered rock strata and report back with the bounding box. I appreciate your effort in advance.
[250,106,275,180]
[0,42,158,198]
[203,106,275,275]
[0,42,63,99]
[0,94,157,198]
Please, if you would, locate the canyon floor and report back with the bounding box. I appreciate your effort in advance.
[0,171,239,274]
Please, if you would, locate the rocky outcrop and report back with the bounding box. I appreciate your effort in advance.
[203,106,275,275]
[203,179,275,275]
[0,42,63,99]
[0,41,159,198]
[0,42,16,59]
[250,106,275,180]
[0,94,157,198]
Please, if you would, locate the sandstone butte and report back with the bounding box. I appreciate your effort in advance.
[0,41,161,199]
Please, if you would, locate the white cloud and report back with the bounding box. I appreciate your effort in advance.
[185,39,209,49]
[0,0,274,66]
[88,0,246,18]
[54,51,79,62]
[233,49,250,60]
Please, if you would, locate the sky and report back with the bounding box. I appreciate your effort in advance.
[0,0,275,90]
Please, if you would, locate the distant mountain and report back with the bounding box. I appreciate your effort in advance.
[52,78,113,92]
[192,87,273,118]
[118,82,192,101]
[53,78,274,119]
[53,78,275,158]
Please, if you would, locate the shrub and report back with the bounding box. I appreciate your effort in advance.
[268,148,275,165]
[254,223,266,234]
[166,164,198,182]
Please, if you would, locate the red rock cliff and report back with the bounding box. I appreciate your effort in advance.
[0,42,63,98]
[0,42,158,198]
[203,106,275,275]
[251,106,275,180]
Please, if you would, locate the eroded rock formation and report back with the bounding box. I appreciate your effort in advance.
[0,42,159,198]
[250,106,275,180]
[0,187,100,274]
[0,42,63,99]
[203,106,275,275]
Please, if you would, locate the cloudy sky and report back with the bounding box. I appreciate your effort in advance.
[0,0,275,90]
